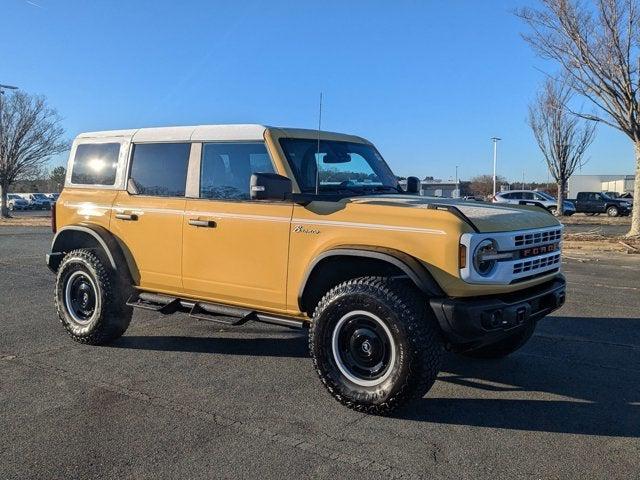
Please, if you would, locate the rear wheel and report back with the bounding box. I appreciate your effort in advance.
[309,277,443,415]
[55,249,132,345]
[607,205,619,217]
[459,323,535,359]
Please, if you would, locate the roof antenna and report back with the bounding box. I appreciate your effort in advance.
[315,92,323,195]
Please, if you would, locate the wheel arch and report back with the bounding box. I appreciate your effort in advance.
[47,224,134,285]
[298,247,443,314]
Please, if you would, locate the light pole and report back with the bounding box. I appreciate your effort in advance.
[0,84,18,217]
[491,137,501,196]
[0,83,19,105]
[0,84,19,155]
[454,165,460,198]
[0,84,19,128]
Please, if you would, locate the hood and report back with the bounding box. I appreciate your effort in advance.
[349,195,561,233]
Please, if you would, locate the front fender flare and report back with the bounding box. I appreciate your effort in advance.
[298,247,444,311]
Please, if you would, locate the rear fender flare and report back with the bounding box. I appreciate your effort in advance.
[48,224,133,284]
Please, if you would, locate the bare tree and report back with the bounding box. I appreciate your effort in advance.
[470,174,507,198]
[528,79,596,215]
[516,0,640,235]
[0,91,67,217]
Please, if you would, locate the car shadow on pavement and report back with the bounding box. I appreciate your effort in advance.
[110,334,309,358]
[397,316,640,438]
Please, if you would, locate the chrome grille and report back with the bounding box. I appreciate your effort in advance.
[513,253,561,275]
[514,228,562,247]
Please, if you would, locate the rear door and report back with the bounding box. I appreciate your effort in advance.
[110,142,191,292]
[584,193,598,212]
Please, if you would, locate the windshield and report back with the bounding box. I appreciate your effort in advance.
[536,191,556,201]
[279,138,399,195]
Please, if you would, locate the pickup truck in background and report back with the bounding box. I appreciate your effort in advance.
[570,192,633,217]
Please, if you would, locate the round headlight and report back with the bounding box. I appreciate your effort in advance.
[473,239,498,277]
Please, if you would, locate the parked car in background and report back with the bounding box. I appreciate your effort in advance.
[45,193,60,202]
[7,194,30,211]
[25,193,52,210]
[492,190,575,215]
[571,192,632,217]
[606,191,634,207]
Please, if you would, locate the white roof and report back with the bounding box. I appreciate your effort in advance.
[76,124,269,142]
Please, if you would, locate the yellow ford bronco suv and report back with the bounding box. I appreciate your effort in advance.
[47,124,566,414]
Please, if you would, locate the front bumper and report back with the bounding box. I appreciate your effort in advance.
[430,275,566,348]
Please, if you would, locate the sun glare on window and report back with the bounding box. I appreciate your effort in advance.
[88,158,106,172]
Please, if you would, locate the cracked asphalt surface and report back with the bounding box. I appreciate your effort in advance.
[1,226,639,479]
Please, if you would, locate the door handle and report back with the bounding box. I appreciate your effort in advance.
[189,219,216,228]
[115,213,138,221]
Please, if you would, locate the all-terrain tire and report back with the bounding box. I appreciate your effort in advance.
[55,249,132,345]
[459,323,535,359]
[309,276,443,415]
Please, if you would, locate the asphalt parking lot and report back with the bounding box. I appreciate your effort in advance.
[1,226,639,480]
[7,209,52,218]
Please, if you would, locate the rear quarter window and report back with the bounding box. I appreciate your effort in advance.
[70,143,121,185]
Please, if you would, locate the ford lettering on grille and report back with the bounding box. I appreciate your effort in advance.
[519,242,560,259]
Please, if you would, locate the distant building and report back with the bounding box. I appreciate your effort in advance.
[568,175,634,197]
[398,178,461,198]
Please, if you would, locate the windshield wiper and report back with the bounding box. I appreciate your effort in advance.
[358,185,402,194]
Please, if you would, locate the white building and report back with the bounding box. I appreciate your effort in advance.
[398,178,461,198]
[568,174,634,198]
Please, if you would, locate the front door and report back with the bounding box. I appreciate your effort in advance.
[110,142,191,292]
[181,141,293,312]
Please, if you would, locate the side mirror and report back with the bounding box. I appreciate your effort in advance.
[406,176,420,195]
[250,173,292,201]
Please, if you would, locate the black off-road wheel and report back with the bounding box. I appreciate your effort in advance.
[459,323,535,359]
[55,249,132,345]
[309,277,443,415]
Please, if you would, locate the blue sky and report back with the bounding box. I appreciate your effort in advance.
[2,0,636,182]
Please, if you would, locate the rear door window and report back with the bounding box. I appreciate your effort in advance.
[129,143,191,197]
[71,143,120,185]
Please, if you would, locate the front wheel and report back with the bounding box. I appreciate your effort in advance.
[55,249,132,345]
[607,206,619,217]
[309,277,443,415]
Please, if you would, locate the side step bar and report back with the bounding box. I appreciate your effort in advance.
[126,292,306,329]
